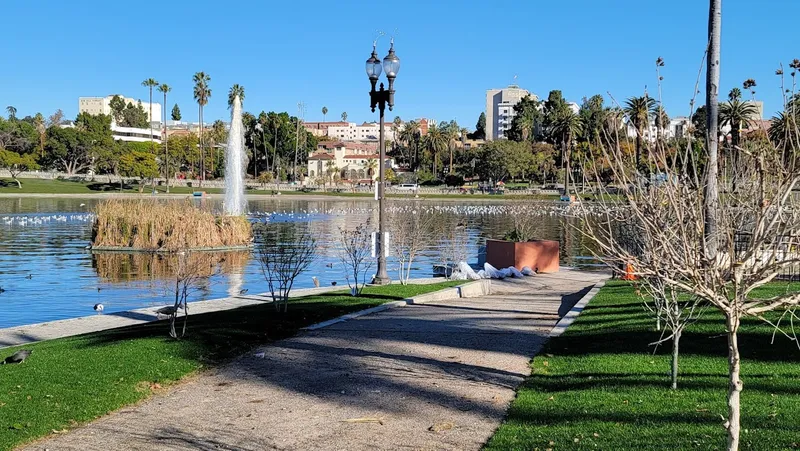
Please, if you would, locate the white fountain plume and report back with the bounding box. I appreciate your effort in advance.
[224,95,247,216]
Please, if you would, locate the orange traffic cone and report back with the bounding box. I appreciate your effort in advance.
[622,262,637,281]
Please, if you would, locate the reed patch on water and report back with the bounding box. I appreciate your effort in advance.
[92,199,252,251]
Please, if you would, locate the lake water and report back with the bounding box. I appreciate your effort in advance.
[0,197,594,329]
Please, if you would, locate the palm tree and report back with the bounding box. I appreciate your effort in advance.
[391,116,402,155]
[228,84,245,108]
[6,106,16,121]
[720,88,758,191]
[192,72,211,181]
[258,112,269,173]
[33,113,46,157]
[270,114,281,175]
[341,112,348,122]
[623,96,656,169]
[399,121,420,170]
[141,79,159,156]
[423,124,448,179]
[322,106,328,122]
[653,106,669,143]
[444,121,460,174]
[365,158,378,184]
[769,110,799,165]
[157,84,172,192]
[551,111,584,194]
[719,89,758,148]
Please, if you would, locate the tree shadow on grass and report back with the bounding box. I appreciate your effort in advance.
[547,329,800,362]
[86,182,133,192]
[522,371,800,396]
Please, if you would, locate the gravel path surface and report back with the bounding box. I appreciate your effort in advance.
[22,270,606,451]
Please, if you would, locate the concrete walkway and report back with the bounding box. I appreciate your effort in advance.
[22,269,607,451]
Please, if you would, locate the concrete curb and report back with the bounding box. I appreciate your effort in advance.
[549,280,606,337]
[302,279,492,331]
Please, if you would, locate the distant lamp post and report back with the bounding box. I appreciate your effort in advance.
[366,38,400,285]
[255,123,263,179]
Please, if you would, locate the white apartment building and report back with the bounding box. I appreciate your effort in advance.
[60,121,161,144]
[111,124,161,143]
[485,85,535,140]
[326,122,397,142]
[79,95,162,124]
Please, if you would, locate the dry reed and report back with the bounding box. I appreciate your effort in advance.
[92,199,252,251]
[93,251,250,283]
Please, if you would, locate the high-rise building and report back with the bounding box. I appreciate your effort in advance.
[485,85,535,140]
[78,95,162,124]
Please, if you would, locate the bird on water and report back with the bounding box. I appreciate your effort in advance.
[3,350,32,364]
[94,303,104,312]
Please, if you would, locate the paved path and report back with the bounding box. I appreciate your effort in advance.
[22,269,607,451]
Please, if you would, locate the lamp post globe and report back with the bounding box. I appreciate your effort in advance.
[366,50,382,82]
[382,44,400,80]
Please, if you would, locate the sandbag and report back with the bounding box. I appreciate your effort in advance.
[508,266,524,278]
[483,263,504,279]
[458,262,482,280]
[521,266,537,276]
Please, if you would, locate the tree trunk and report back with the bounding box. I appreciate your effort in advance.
[671,327,681,390]
[726,313,742,451]
[164,92,170,193]
[704,0,722,260]
[13,176,21,189]
[635,134,642,170]
[449,143,454,174]
[199,106,204,187]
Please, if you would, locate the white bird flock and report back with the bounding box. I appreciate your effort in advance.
[1,213,95,227]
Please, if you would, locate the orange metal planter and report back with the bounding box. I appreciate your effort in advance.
[485,239,560,273]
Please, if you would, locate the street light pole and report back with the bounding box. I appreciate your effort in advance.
[366,38,400,285]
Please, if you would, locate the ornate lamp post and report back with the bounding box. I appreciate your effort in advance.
[366,38,400,285]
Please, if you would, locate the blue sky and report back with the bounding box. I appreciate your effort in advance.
[2,0,799,128]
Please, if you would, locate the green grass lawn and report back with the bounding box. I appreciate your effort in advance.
[485,280,800,451]
[0,178,224,195]
[0,178,575,200]
[0,281,460,450]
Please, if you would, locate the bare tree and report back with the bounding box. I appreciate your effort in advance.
[254,223,317,312]
[580,104,800,449]
[389,207,435,284]
[337,220,374,295]
[640,277,704,390]
[162,251,215,339]
[436,217,470,279]
[505,209,543,242]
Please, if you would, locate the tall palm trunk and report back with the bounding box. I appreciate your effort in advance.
[199,105,204,186]
[273,130,278,175]
[164,91,170,193]
[449,141,454,174]
[705,0,721,260]
[149,88,154,154]
[635,130,642,170]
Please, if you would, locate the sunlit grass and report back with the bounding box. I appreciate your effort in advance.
[485,280,800,450]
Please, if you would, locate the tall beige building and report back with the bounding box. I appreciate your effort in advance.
[78,95,162,124]
[485,85,534,140]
